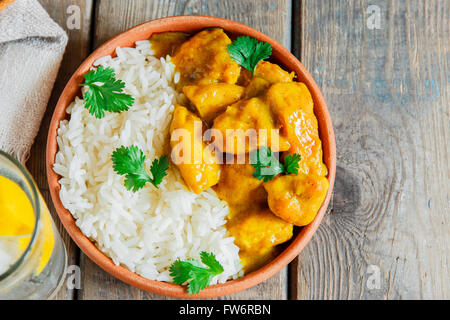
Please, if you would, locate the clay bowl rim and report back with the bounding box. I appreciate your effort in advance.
[46,15,336,299]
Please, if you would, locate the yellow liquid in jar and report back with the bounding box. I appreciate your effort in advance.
[0,176,54,275]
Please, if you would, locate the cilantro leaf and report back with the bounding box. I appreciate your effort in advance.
[150,155,169,187]
[227,36,272,76]
[81,66,135,118]
[200,251,224,274]
[168,260,195,285]
[111,145,169,192]
[112,145,147,176]
[169,252,224,295]
[284,153,301,175]
[250,146,284,182]
[112,146,150,192]
[251,147,302,181]
[187,268,215,295]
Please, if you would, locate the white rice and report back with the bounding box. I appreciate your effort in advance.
[54,41,243,283]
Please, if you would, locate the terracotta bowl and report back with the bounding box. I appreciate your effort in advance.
[46,15,336,299]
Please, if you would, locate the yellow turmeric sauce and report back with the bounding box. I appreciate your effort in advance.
[0,176,54,275]
[151,28,329,273]
[149,32,190,59]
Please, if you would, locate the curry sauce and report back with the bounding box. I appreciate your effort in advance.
[151,28,329,273]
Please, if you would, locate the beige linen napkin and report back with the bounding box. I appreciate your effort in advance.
[0,0,68,162]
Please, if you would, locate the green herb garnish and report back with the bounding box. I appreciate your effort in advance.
[169,251,224,295]
[227,36,272,76]
[81,66,135,118]
[112,145,168,192]
[284,153,301,175]
[250,147,301,181]
[250,146,284,182]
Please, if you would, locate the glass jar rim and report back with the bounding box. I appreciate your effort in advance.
[0,150,41,281]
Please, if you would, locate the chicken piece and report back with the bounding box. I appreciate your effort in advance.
[227,209,293,272]
[169,105,221,194]
[236,67,252,86]
[149,32,190,58]
[227,209,293,251]
[183,83,245,123]
[239,246,278,274]
[236,61,294,88]
[244,77,271,98]
[242,61,294,99]
[266,82,328,176]
[264,173,329,226]
[172,28,240,89]
[254,61,295,84]
[213,157,267,216]
[212,97,290,154]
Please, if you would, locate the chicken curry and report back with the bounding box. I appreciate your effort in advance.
[151,28,329,273]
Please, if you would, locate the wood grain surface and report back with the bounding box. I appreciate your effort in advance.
[30,0,94,300]
[28,0,449,300]
[292,0,449,299]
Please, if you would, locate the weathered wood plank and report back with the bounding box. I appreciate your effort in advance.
[78,0,292,300]
[29,0,94,300]
[93,0,291,50]
[292,0,449,299]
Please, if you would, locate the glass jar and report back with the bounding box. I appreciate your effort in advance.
[0,150,67,299]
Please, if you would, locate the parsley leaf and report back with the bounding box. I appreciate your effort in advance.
[150,155,169,187]
[169,260,195,285]
[284,153,301,174]
[250,147,301,181]
[250,146,284,182]
[187,269,214,295]
[111,145,169,192]
[111,145,149,192]
[199,251,224,274]
[169,252,224,295]
[81,66,135,118]
[227,36,272,76]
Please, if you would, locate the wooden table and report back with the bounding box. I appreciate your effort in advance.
[28,0,448,300]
